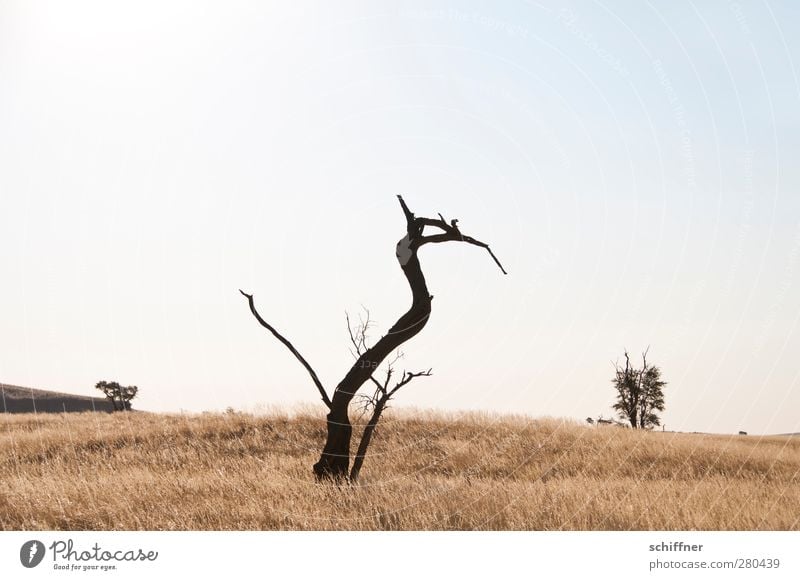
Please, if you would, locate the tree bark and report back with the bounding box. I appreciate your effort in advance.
[313,249,432,478]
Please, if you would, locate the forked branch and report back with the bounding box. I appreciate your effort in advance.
[388,368,432,397]
[400,195,508,275]
[350,366,433,482]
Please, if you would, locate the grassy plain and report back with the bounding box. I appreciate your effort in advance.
[1,409,798,530]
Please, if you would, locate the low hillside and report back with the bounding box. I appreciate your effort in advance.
[1,410,798,530]
[0,383,115,414]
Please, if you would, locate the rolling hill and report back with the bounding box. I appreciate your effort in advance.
[0,383,115,414]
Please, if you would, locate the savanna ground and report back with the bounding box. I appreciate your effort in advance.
[1,409,798,530]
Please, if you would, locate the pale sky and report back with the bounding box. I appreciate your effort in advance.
[1,1,799,435]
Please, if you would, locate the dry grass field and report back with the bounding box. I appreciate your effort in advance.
[1,409,798,530]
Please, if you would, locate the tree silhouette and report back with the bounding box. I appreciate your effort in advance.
[95,380,138,412]
[241,195,506,480]
[611,348,666,429]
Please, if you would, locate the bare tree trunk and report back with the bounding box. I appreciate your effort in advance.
[313,250,432,479]
[349,397,387,483]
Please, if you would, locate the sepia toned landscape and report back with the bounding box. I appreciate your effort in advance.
[2,406,798,531]
[3,3,800,561]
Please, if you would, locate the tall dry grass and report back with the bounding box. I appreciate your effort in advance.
[1,409,798,530]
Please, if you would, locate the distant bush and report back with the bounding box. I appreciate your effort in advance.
[95,380,138,412]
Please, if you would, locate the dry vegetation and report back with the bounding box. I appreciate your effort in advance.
[1,409,798,530]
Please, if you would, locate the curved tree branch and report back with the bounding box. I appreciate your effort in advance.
[239,289,332,409]
[314,195,506,478]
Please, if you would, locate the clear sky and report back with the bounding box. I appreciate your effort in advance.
[1,1,799,435]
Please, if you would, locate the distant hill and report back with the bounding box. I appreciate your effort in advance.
[0,383,115,414]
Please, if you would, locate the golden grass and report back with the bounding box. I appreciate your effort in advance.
[1,409,798,530]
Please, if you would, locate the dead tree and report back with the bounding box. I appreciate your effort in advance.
[241,195,506,480]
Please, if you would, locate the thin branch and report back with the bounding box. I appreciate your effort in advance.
[345,312,362,358]
[240,290,331,409]
[418,233,507,275]
[369,375,384,394]
[388,368,432,397]
[386,349,404,369]
[382,367,393,393]
[483,246,508,275]
[346,309,386,394]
